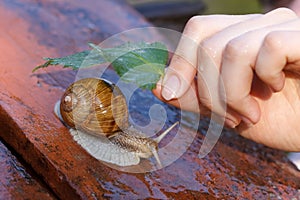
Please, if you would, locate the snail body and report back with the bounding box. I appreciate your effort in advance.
[54,78,178,167]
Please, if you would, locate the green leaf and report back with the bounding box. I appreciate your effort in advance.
[90,42,168,89]
[120,63,165,90]
[32,50,105,72]
[34,42,168,90]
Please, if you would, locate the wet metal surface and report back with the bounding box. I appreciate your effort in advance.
[0,140,55,199]
[0,0,299,199]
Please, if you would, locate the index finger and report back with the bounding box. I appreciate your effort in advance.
[161,14,260,101]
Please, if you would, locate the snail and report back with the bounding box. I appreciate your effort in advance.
[54,78,178,167]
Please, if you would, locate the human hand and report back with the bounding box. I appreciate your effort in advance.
[153,8,300,151]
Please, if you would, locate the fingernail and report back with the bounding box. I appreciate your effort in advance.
[225,118,238,128]
[270,83,283,93]
[162,75,180,100]
[241,116,254,127]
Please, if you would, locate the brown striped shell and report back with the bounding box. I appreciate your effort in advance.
[60,78,129,137]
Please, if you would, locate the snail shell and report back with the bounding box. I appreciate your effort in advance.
[55,78,178,167]
[59,78,129,137]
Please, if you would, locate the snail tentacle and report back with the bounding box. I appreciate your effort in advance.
[151,147,162,168]
[153,121,179,143]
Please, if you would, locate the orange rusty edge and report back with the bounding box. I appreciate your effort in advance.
[0,82,122,197]
[0,134,56,199]
[0,96,81,199]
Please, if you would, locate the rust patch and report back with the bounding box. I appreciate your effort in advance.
[0,140,56,199]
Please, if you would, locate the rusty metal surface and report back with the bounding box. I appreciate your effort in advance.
[0,140,56,199]
[0,0,299,199]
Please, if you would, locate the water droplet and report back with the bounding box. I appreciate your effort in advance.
[199,66,204,72]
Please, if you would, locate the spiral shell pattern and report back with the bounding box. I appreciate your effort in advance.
[60,78,129,137]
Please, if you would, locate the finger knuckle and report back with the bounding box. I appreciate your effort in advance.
[262,32,282,52]
[186,15,213,30]
[198,38,217,58]
[223,38,249,62]
[269,7,297,18]
[185,16,210,35]
[186,16,202,28]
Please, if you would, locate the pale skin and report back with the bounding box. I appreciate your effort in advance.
[153,8,300,151]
